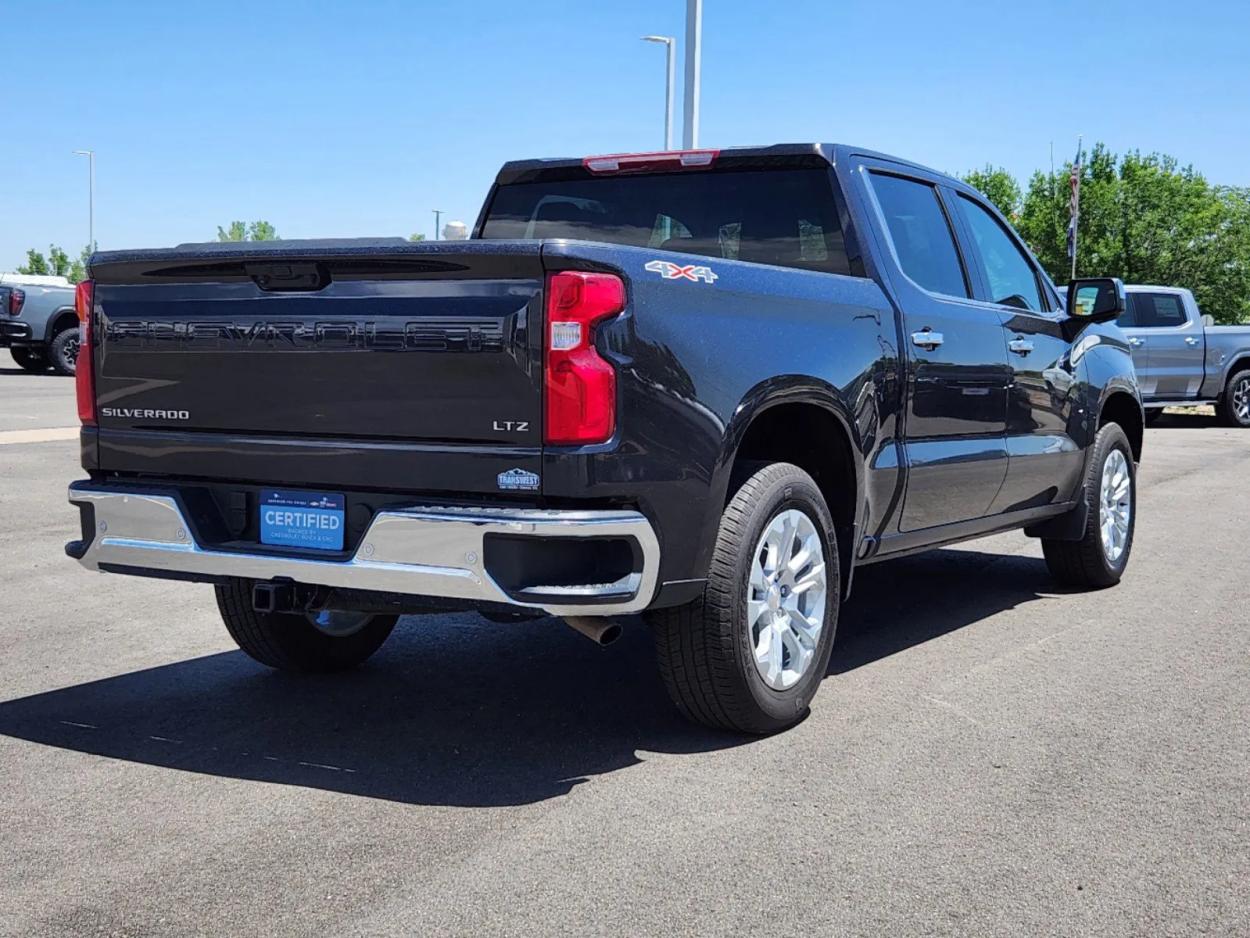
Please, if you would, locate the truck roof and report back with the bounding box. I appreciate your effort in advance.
[1124,284,1193,294]
[495,143,977,194]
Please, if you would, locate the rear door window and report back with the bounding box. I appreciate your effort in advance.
[1127,292,1187,327]
[480,168,857,276]
[868,173,968,298]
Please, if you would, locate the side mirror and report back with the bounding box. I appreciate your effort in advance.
[1066,277,1125,323]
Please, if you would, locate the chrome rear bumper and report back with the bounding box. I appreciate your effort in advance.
[68,485,660,616]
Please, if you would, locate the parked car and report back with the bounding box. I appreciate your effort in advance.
[1060,284,1250,426]
[0,273,80,375]
[65,144,1144,734]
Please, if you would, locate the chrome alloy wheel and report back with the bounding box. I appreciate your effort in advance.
[1233,374,1250,423]
[306,609,374,637]
[747,508,828,690]
[1099,449,1132,564]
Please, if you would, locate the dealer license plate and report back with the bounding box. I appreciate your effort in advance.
[259,489,346,551]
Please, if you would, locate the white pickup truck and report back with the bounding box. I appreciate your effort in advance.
[1065,285,1250,427]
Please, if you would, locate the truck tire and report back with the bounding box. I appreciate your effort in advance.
[647,462,839,735]
[10,347,50,373]
[215,578,398,672]
[1042,423,1136,589]
[48,327,80,377]
[1217,369,1250,428]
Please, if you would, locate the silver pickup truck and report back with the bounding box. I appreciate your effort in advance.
[0,274,80,375]
[1064,284,1250,427]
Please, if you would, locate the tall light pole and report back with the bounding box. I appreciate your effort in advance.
[682,0,702,149]
[432,209,443,241]
[72,149,95,250]
[641,35,675,150]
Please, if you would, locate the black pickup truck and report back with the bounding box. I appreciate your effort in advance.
[66,144,1143,734]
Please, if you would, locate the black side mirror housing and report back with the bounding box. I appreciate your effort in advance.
[1066,277,1126,323]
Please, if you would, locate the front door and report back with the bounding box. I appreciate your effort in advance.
[947,193,1084,511]
[1121,291,1204,400]
[862,169,1011,532]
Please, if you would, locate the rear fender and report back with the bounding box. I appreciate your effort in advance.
[1221,352,1250,389]
[709,377,866,595]
[43,307,78,344]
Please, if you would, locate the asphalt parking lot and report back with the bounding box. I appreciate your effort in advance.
[0,350,1247,937]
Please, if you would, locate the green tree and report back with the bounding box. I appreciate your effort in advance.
[408,233,425,242]
[16,249,49,276]
[962,165,1022,220]
[69,245,92,285]
[15,244,91,283]
[216,220,279,241]
[248,220,278,241]
[1017,144,1250,323]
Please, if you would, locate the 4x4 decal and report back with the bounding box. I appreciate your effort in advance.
[645,260,719,284]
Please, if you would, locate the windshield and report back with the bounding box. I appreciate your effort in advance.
[480,168,856,276]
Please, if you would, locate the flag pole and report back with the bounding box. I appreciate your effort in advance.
[1049,141,1055,229]
[1070,135,1082,281]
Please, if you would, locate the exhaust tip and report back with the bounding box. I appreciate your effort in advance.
[563,616,623,647]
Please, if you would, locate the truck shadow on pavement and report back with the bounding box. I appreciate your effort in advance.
[0,548,1058,808]
[832,547,1063,675]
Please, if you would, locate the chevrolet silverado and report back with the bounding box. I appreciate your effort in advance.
[66,144,1143,733]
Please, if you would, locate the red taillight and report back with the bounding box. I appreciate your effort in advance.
[75,279,95,426]
[582,149,719,175]
[544,271,624,444]
[7,288,24,316]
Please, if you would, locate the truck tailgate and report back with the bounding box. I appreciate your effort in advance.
[91,241,543,444]
[86,241,549,497]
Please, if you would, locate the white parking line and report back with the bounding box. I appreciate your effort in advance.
[0,427,79,445]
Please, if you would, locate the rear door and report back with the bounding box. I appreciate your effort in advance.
[1122,291,1204,400]
[860,165,1011,532]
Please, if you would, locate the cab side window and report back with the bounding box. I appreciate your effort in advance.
[1126,292,1187,327]
[955,195,1044,312]
[869,173,969,298]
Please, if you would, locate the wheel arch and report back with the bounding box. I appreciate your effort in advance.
[1098,388,1144,463]
[44,306,78,344]
[718,378,866,599]
[1221,353,1250,391]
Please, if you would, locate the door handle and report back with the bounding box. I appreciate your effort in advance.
[1184,336,1200,347]
[911,330,944,350]
[1128,337,1145,348]
[1008,337,1034,356]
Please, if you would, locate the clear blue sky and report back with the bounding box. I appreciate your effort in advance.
[4,0,1247,270]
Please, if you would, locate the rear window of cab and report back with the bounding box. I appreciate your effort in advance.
[480,168,861,277]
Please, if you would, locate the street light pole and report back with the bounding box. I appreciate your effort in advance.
[432,209,443,241]
[641,35,675,150]
[72,149,95,250]
[682,0,702,149]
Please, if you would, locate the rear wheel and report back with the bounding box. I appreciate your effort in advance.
[1042,423,1136,588]
[215,578,398,672]
[10,347,49,373]
[48,328,79,377]
[1217,369,1250,428]
[647,462,839,735]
